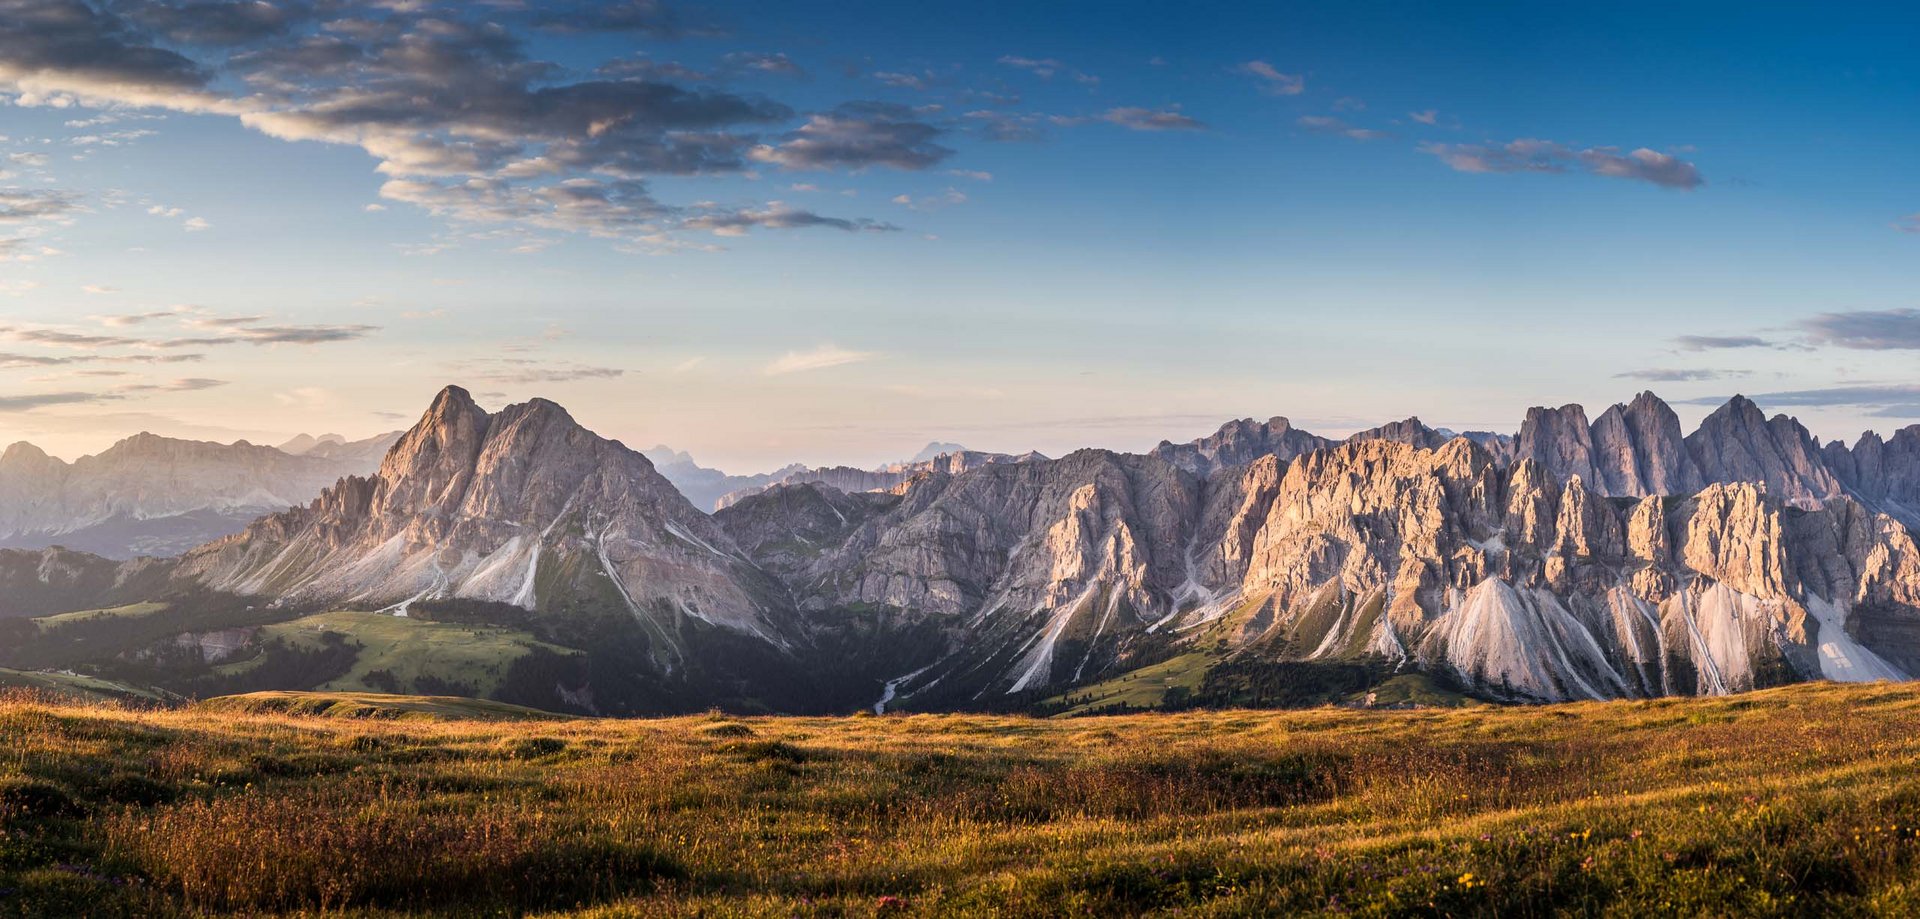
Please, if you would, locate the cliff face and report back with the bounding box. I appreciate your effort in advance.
[1515,393,1705,500]
[1684,396,1842,510]
[729,429,1920,707]
[1826,425,1920,528]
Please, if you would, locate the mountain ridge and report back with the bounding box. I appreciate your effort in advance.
[0,429,401,558]
[3,386,1918,717]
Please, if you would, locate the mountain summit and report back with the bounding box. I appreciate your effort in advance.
[182,386,789,650]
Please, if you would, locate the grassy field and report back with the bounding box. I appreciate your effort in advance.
[29,602,171,629]
[0,668,166,704]
[242,610,582,698]
[3,683,1920,916]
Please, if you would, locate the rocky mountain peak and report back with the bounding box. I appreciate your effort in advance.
[1685,396,1840,510]
[910,441,968,463]
[375,385,494,511]
[179,386,788,661]
[1348,416,1447,449]
[0,441,54,467]
[1152,415,1331,478]
[277,433,348,455]
[1516,402,1597,487]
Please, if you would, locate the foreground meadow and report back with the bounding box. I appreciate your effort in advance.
[2,684,1919,917]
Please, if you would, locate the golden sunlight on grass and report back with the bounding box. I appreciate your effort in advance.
[3,683,1920,915]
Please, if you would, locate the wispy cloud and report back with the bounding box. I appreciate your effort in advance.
[95,307,189,327]
[1234,61,1304,96]
[1297,115,1387,142]
[1097,106,1205,132]
[1420,139,1704,189]
[997,56,1099,86]
[1,313,377,350]
[0,189,79,222]
[452,358,626,385]
[891,188,966,211]
[0,377,227,412]
[1613,368,1749,382]
[1798,308,1920,350]
[1673,335,1771,352]
[1683,385,1920,418]
[0,350,203,369]
[763,344,878,375]
[750,103,952,171]
[682,204,899,236]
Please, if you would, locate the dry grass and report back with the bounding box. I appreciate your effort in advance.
[3,683,1920,916]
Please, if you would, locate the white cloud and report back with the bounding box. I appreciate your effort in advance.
[763,344,877,375]
[1419,139,1704,189]
[1235,61,1305,96]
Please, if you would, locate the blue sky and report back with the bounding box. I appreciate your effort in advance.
[1,0,1917,470]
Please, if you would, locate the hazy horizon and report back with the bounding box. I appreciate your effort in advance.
[3,1,1918,470]
[8,382,1909,478]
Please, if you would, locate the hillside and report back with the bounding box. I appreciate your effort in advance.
[1,682,1918,915]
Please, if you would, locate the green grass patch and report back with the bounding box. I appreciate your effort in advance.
[1042,651,1219,715]
[259,611,582,699]
[31,601,171,629]
[196,690,570,722]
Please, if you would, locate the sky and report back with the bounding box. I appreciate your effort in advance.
[1,0,1917,472]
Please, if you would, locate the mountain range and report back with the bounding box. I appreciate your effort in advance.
[0,431,400,558]
[1,386,1916,716]
[643,442,1045,511]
